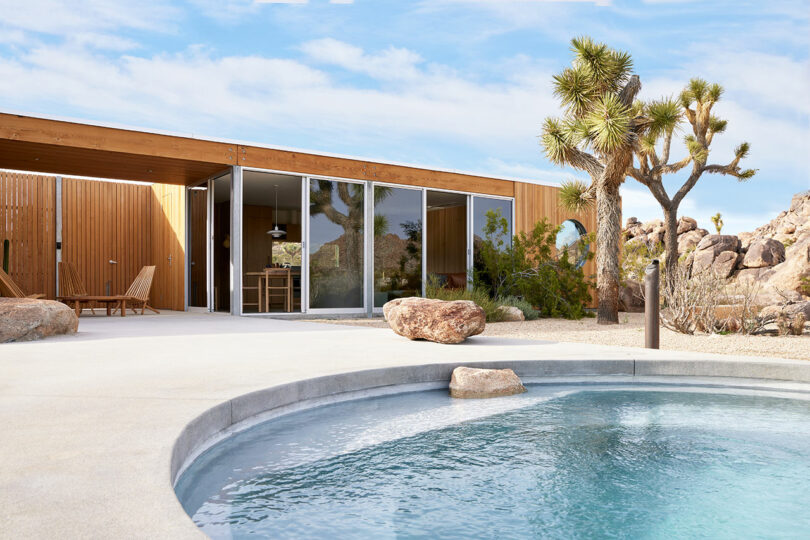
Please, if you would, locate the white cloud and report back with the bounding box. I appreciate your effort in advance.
[301,38,424,81]
[0,0,178,35]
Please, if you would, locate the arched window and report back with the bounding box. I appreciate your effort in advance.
[556,219,588,268]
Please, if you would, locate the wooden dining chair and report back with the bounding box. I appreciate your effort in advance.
[264,267,292,312]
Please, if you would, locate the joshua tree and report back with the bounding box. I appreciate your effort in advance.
[542,37,643,324]
[711,212,724,234]
[628,79,754,288]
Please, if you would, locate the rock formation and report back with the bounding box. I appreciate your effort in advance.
[449,366,527,398]
[0,298,79,343]
[383,297,486,344]
[621,190,810,307]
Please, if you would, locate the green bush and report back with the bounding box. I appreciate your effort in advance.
[473,210,593,319]
[425,276,506,322]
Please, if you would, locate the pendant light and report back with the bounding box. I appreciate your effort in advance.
[267,185,286,238]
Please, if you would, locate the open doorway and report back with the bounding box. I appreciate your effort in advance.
[212,173,232,313]
[241,171,302,313]
[425,190,468,290]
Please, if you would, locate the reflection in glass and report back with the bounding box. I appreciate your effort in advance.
[309,179,365,309]
[473,196,512,280]
[556,219,588,268]
[374,187,422,307]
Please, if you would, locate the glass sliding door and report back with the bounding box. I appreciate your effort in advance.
[373,185,422,308]
[308,178,365,310]
[425,190,469,290]
[472,196,513,285]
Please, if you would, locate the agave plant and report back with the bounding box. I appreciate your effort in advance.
[542,36,644,324]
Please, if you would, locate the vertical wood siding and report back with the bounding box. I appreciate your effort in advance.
[1,172,185,311]
[514,183,599,306]
[0,171,56,298]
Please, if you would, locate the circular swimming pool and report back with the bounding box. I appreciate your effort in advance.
[175,385,810,538]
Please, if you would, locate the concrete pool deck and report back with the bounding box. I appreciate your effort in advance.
[2,311,810,539]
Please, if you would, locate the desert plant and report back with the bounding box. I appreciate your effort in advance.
[799,276,810,297]
[542,36,642,324]
[711,213,724,234]
[425,275,506,322]
[620,238,664,286]
[660,264,724,334]
[474,211,593,319]
[628,78,754,291]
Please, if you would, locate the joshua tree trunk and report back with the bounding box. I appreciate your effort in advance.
[596,181,621,324]
[662,205,680,291]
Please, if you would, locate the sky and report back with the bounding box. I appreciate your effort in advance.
[0,0,808,234]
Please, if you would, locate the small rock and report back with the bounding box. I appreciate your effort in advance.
[760,301,810,321]
[383,297,485,344]
[0,298,79,343]
[495,305,525,322]
[449,366,527,399]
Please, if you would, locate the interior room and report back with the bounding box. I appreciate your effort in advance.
[425,190,468,289]
[241,171,302,314]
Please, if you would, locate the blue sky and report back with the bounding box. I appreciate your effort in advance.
[0,0,807,233]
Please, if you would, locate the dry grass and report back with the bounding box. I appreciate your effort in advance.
[309,312,810,361]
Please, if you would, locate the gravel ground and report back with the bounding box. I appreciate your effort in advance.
[309,312,810,361]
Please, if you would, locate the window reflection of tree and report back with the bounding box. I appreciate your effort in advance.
[309,180,366,307]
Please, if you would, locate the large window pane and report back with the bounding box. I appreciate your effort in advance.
[309,179,365,309]
[374,186,422,307]
[473,196,513,284]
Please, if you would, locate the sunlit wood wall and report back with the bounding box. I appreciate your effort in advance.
[514,183,598,306]
[0,171,57,298]
[1,171,185,310]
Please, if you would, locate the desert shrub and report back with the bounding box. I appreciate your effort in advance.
[498,295,540,320]
[620,237,664,287]
[425,275,506,322]
[663,265,776,335]
[661,264,723,334]
[473,210,593,319]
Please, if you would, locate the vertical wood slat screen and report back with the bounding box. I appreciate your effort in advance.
[188,189,208,307]
[62,177,154,306]
[0,171,56,298]
[1,171,186,311]
[514,183,599,306]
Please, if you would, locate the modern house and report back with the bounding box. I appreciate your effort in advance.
[0,112,595,316]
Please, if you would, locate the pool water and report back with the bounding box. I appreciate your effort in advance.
[175,387,810,539]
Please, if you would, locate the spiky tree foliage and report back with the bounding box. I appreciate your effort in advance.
[628,78,755,288]
[542,36,643,324]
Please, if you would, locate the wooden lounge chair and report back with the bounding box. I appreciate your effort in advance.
[113,266,159,315]
[57,262,97,315]
[0,267,45,299]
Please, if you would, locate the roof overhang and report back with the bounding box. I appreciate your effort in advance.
[0,112,517,197]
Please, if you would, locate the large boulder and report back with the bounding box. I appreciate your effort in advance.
[449,366,527,399]
[695,234,741,256]
[743,238,786,268]
[383,297,485,344]
[678,229,708,253]
[677,216,697,234]
[692,249,740,278]
[0,298,79,343]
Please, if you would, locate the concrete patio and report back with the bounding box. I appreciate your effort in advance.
[2,311,810,539]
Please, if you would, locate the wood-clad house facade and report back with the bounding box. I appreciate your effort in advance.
[0,112,596,315]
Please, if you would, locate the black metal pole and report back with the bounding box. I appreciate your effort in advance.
[645,259,660,349]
